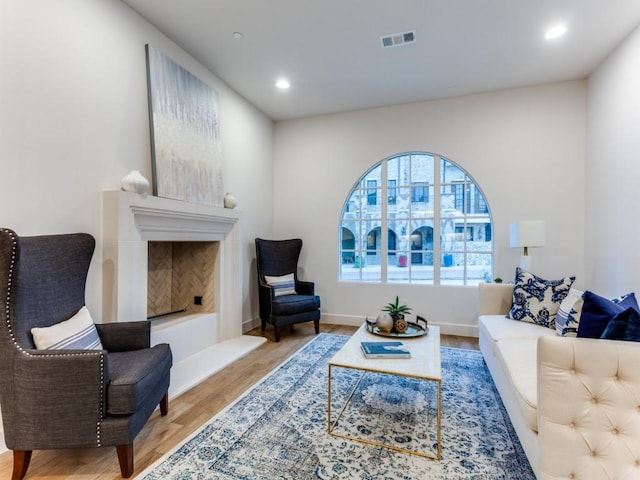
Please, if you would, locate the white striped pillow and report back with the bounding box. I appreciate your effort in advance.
[31,306,103,350]
[264,273,297,297]
[555,288,584,336]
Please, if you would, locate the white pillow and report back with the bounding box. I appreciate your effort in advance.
[555,288,584,336]
[264,273,297,297]
[31,306,103,350]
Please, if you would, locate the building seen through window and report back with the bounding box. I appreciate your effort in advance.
[340,152,493,285]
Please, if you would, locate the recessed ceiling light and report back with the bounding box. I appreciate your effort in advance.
[276,79,290,89]
[545,25,567,40]
[232,32,244,40]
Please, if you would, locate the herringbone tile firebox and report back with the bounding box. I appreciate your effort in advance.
[147,241,218,318]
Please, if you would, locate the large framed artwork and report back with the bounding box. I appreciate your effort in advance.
[145,44,223,206]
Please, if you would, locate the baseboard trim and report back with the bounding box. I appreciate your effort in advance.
[243,316,261,332]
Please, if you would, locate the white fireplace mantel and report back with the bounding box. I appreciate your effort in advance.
[129,203,238,241]
[102,191,240,327]
[102,191,265,397]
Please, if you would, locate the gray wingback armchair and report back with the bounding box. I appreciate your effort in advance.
[0,228,172,479]
[255,238,320,342]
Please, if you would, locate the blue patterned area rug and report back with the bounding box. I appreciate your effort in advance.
[138,333,534,480]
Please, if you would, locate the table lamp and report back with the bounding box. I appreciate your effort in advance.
[509,221,545,271]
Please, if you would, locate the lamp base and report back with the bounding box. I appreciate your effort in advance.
[519,255,532,271]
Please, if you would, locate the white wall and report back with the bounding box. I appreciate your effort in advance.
[0,0,274,325]
[274,81,586,335]
[586,25,640,297]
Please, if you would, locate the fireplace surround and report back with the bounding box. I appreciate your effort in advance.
[102,191,265,396]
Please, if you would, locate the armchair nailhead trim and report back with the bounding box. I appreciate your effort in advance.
[2,229,18,348]
[1,228,105,447]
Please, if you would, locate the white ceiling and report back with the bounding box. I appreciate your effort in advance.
[121,0,640,121]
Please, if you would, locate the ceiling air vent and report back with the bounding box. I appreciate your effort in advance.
[380,30,416,48]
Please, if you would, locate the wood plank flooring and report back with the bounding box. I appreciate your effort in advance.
[0,324,478,480]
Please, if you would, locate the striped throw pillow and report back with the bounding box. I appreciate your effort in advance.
[555,288,584,336]
[264,273,297,297]
[31,306,103,350]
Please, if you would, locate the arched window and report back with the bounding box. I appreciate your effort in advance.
[339,152,492,285]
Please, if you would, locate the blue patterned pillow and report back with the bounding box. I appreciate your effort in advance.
[264,273,297,297]
[31,306,103,350]
[506,268,575,328]
[577,291,639,338]
[555,288,584,336]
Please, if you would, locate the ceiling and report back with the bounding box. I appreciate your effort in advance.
[121,0,640,121]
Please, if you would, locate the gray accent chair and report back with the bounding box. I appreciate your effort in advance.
[0,228,172,479]
[255,238,320,342]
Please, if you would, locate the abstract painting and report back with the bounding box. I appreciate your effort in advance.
[145,44,222,206]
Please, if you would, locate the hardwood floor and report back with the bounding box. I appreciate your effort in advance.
[0,324,478,479]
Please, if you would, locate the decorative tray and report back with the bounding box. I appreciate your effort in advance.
[365,315,428,338]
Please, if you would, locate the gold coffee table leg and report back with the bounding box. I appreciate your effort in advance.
[328,365,441,460]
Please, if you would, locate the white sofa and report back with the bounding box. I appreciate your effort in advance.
[478,283,640,480]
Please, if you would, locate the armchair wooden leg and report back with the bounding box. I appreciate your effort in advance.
[274,325,281,342]
[12,450,31,480]
[314,319,320,334]
[160,391,169,416]
[261,319,266,332]
[116,444,134,478]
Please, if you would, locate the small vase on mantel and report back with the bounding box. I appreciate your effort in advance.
[224,192,237,209]
[121,170,150,195]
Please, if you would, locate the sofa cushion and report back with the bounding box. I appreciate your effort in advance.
[493,336,540,432]
[577,291,639,338]
[479,314,557,343]
[31,306,103,350]
[507,268,575,329]
[555,288,584,337]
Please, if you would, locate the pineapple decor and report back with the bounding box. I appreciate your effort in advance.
[382,296,412,333]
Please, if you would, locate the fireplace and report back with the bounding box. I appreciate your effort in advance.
[147,240,218,319]
[102,191,265,397]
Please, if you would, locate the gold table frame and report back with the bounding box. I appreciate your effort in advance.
[327,324,442,460]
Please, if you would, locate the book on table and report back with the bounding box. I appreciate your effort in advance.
[360,341,411,359]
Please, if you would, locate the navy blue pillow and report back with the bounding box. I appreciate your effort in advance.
[577,291,639,338]
[601,307,640,342]
[624,308,640,341]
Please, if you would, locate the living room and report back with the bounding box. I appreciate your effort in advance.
[2,0,640,478]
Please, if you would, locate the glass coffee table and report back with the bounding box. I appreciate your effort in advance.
[327,323,442,459]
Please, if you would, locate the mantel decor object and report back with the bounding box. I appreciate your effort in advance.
[223,192,237,209]
[145,44,223,206]
[121,170,150,195]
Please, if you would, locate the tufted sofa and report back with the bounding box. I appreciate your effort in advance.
[478,283,640,480]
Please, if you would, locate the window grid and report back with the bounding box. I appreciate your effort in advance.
[340,153,492,285]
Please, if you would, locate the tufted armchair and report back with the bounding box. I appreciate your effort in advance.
[0,228,172,479]
[255,238,320,342]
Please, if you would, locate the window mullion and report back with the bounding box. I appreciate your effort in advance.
[433,156,441,285]
[381,161,388,282]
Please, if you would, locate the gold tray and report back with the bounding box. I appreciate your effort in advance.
[365,315,428,338]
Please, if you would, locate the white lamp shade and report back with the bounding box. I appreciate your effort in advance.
[509,221,545,249]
